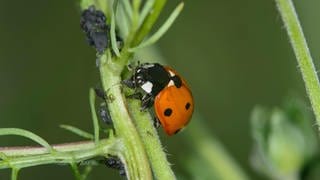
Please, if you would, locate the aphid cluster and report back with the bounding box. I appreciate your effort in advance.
[104,156,126,177]
[80,6,109,53]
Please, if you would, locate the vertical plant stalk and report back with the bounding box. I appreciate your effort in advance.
[95,1,176,179]
[275,0,320,127]
[127,99,176,179]
[99,53,152,179]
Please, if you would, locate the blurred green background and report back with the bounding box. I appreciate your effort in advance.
[1,0,320,179]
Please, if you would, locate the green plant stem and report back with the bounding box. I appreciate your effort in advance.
[0,139,120,169]
[11,168,19,180]
[275,0,320,127]
[127,99,176,179]
[99,54,152,179]
[81,1,176,178]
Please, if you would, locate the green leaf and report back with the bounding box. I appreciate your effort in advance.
[250,103,319,179]
[250,106,271,152]
[60,124,94,140]
[89,88,100,144]
[120,0,133,21]
[132,0,142,16]
[0,152,7,160]
[11,168,19,180]
[110,1,120,57]
[70,162,83,180]
[129,2,184,52]
[79,0,92,9]
[268,109,305,175]
[138,0,155,26]
[81,166,93,180]
[0,128,53,152]
[116,2,130,38]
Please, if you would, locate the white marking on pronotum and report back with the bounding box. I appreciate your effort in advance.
[168,70,175,77]
[167,80,175,87]
[141,81,153,93]
[143,64,155,68]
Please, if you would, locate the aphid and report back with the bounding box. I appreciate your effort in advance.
[94,88,112,125]
[105,156,126,177]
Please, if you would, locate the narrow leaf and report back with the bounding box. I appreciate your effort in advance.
[111,1,120,57]
[70,162,83,180]
[60,124,94,140]
[138,0,155,26]
[0,128,53,152]
[121,0,133,20]
[117,2,130,38]
[11,168,19,180]
[129,2,184,52]
[0,152,7,160]
[89,88,100,144]
[82,166,93,179]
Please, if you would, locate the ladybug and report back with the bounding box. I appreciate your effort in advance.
[123,63,194,135]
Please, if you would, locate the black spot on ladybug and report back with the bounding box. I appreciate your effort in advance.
[171,75,182,88]
[174,128,181,134]
[185,102,191,110]
[164,108,172,116]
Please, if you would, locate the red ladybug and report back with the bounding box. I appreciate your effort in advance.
[123,63,194,135]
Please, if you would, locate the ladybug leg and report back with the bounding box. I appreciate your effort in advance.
[125,92,153,110]
[122,78,136,89]
[127,63,134,71]
[153,116,161,128]
[126,92,143,100]
[127,60,140,71]
[141,94,154,110]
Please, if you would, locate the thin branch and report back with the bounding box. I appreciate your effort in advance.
[275,0,320,128]
[0,139,120,169]
[60,125,94,140]
[0,128,53,152]
[89,88,100,144]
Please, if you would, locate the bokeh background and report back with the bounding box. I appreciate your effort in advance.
[1,0,320,179]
